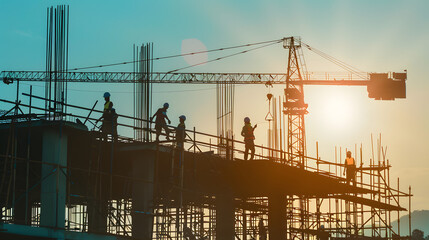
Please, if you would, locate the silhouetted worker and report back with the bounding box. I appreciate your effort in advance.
[176,115,186,149]
[241,117,257,160]
[97,92,117,142]
[258,218,267,240]
[151,103,171,142]
[343,151,356,185]
[183,226,196,240]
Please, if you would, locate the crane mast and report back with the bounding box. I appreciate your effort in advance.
[283,36,310,238]
[0,37,407,240]
[283,37,307,167]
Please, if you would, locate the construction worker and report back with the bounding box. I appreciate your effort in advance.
[241,117,257,160]
[183,226,196,240]
[151,103,171,142]
[343,151,356,185]
[176,115,186,149]
[97,92,117,141]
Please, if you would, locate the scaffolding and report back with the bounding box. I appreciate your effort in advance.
[0,94,412,240]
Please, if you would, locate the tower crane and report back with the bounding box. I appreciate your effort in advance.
[0,36,407,239]
[0,36,407,163]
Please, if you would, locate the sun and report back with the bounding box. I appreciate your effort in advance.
[324,97,351,127]
[319,88,357,129]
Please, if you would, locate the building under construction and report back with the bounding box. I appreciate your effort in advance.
[0,5,412,240]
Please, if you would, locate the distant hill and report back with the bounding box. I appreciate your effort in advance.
[391,210,429,236]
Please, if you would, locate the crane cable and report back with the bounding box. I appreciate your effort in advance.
[302,42,362,73]
[67,38,283,71]
[301,42,368,79]
[165,40,283,74]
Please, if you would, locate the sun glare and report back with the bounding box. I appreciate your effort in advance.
[324,98,351,126]
[320,89,357,129]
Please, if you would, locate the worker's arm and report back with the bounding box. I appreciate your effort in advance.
[150,110,158,122]
[165,115,171,124]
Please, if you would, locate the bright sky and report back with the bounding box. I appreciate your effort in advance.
[1,0,428,211]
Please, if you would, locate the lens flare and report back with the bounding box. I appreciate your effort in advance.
[181,38,208,66]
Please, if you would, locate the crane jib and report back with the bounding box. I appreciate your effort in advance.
[1,70,406,100]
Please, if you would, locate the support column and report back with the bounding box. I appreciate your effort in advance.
[243,209,247,240]
[13,197,31,225]
[40,128,67,229]
[216,193,235,240]
[87,201,108,233]
[132,150,155,240]
[269,194,286,240]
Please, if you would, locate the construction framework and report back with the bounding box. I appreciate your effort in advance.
[0,6,411,237]
[0,93,412,240]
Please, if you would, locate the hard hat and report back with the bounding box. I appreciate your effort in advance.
[163,103,169,108]
[104,92,111,98]
[347,151,352,157]
[244,117,250,123]
[179,115,186,121]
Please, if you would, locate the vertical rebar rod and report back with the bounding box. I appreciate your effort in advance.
[133,45,135,139]
[408,185,411,238]
[24,86,33,225]
[397,177,400,236]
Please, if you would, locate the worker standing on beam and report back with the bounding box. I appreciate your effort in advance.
[151,103,171,142]
[343,151,356,185]
[241,117,257,160]
[97,92,117,142]
[175,115,186,149]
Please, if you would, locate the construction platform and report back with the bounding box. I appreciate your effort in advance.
[0,118,410,240]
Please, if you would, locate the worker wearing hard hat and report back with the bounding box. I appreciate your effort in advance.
[343,151,356,185]
[175,115,186,149]
[97,92,117,141]
[151,103,171,142]
[241,117,257,160]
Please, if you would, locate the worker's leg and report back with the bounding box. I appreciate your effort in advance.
[346,168,353,185]
[244,144,249,161]
[155,126,161,142]
[352,168,356,187]
[177,140,184,149]
[163,124,170,140]
[249,141,255,160]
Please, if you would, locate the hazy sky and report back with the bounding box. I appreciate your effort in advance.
[1,0,428,211]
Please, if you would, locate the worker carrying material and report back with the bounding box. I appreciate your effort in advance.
[97,92,117,142]
[175,115,186,148]
[151,103,171,142]
[343,151,356,185]
[241,117,257,160]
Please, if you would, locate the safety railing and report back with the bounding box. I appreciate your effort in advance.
[0,93,412,239]
[0,93,409,195]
